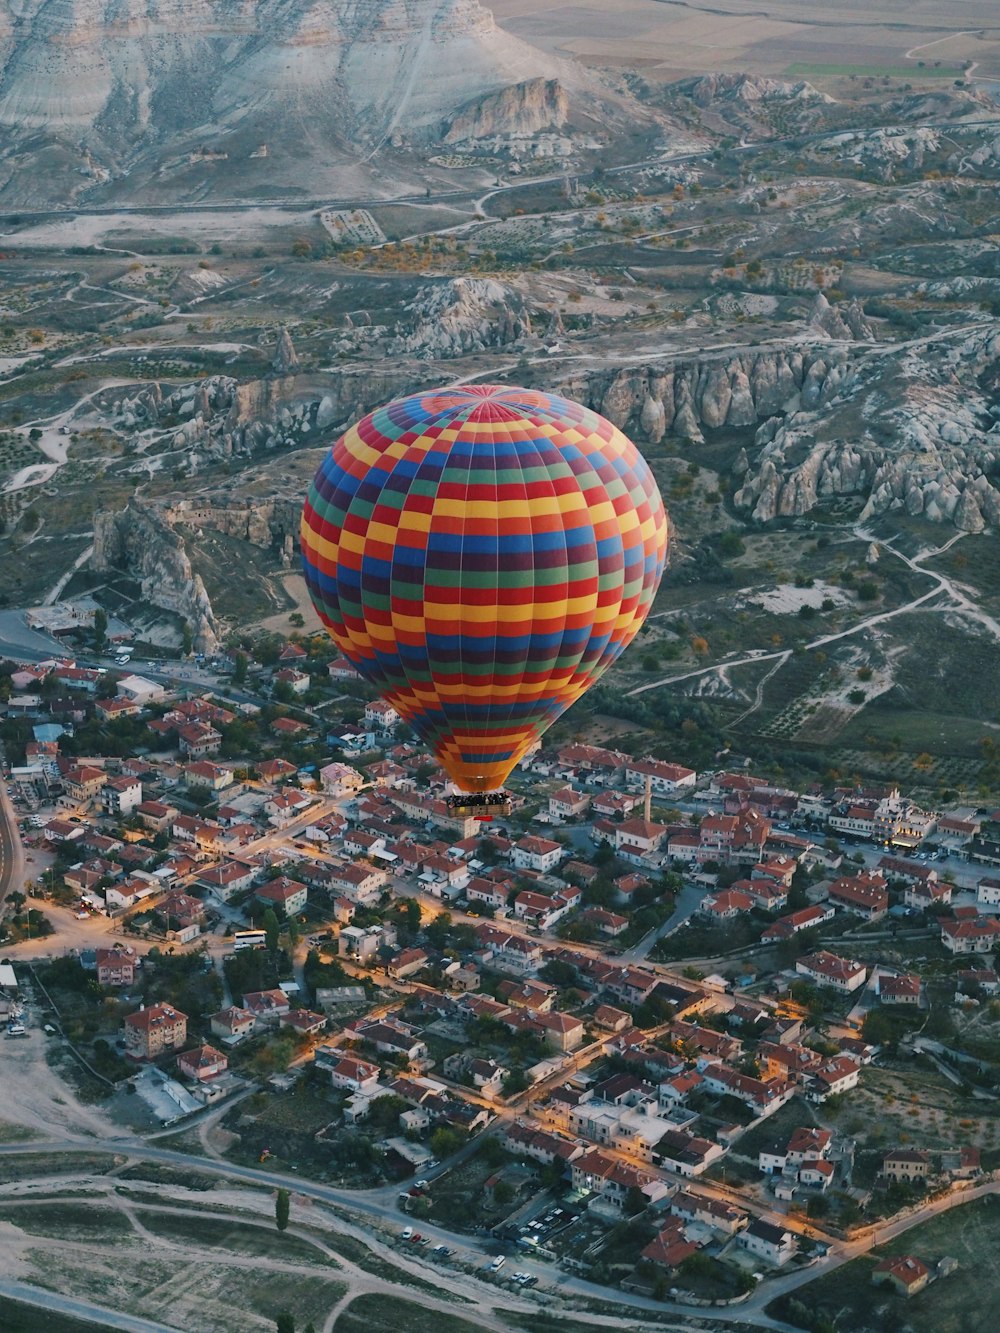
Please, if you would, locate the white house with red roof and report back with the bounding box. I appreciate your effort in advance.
[254,876,307,917]
[548,786,591,820]
[796,951,867,992]
[625,757,697,796]
[511,835,565,873]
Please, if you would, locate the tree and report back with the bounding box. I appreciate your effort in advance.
[275,1188,290,1232]
[181,621,193,656]
[263,908,281,954]
[493,1179,514,1208]
[93,607,107,651]
[233,652,248,685]
[286,916,300,950]
[430,1126,462,1160]
[275,1315,295,1333]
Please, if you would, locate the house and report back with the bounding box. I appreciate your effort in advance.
[533,1011,585,1052]
[210,1006,256,1043]
[255,758,297,783]
[701,888,755,919]
[548,786,590,820]
[364,699,399,730]
[957,968,1000,997]
[320,762,365,797]
[873,1256,930,1298]
[671,1190,746,1236]
[178,722,222,757]
[761,903,834,942]
[123,1003,188,1060]
[332,861,387,903]
[281,1009,327,1037]
[63,764,107,804]
[514,889,571,930]
[275,667,310,695]
[828,873,888,921]
[315,1049,381,1092]
[570,1148,670,1211]
[700,1064,796,1116]
[625,757,697,796]
[640,1220,698,1272]
[183,760,235,793]
[264,789,314,826]
[242,989,291,1024]
[199,860,257,901]
[511,836,564,873]
[593,1004,632,1032]
[759,1127,832,1174]
[941,915,1000,954]
[941,1146,981,1178]
[348,1018,427,1062]
[877,973,922,1005]
[254,877,308,918]
[504,1121,585,1168]
[581,907,629,936]
[96,945,138,987]
[466,877,509,911]
[615,818,667,858]
[653,1126,723,1177]
[796,951,867,993]
[388,947,428,980]
[497,978,557,1012]
[738,1219,797,1267]
[977,877,1000,908]
[904,880,952,910]
[808,1056,861,1102]
[135,800,177,833]
[102,775,143,817]
[177,1044,229,1081]
[881,1149,931,1183]
[613,872,651,907]
[787,1126,832,1164]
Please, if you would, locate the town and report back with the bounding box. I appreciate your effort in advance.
[2,632,1000,1327]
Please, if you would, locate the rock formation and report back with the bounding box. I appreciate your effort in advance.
[92,500,220,653]
[272,328,300,376]
[388,278,533,358]
[688,73,831,107]
[444,78,568,144]
[539,323,1000,531]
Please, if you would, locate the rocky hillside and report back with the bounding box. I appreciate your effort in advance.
[548,322,1000,532]
[0,0,633,203]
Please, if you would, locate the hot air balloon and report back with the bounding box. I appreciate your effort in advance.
[301,385,668,811]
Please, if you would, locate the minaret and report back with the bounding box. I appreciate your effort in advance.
[644,773,652,826]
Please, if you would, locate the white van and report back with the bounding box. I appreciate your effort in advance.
[488,1256,505,1272]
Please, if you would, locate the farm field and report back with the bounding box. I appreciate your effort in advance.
[490,0,1000,80]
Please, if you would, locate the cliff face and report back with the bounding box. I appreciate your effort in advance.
[92,500,220,653]
[443,78,568,144]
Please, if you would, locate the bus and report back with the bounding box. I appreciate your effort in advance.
[233,930,267,952]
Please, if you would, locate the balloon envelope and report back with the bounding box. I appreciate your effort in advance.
[301,384,668,792]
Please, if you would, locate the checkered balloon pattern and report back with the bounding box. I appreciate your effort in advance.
[301,384,668,792]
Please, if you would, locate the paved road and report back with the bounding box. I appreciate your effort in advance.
[0,775,26,912]
[0,1280,181,1333]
